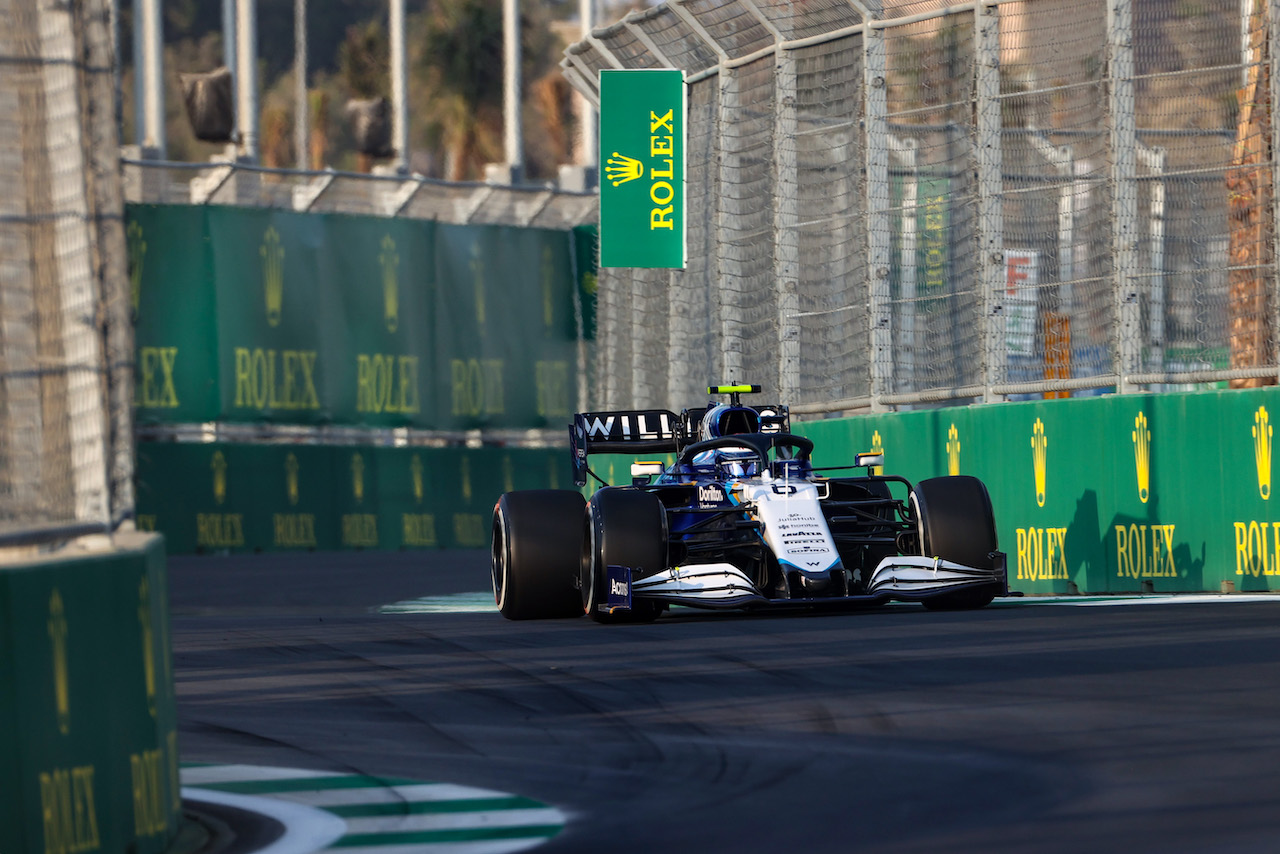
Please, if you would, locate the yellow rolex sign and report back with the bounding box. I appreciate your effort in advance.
[599,69,686,269]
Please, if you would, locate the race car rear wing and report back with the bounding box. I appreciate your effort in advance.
[571,409,682,487]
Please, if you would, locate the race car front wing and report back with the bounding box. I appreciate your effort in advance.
[620,552,1008,611]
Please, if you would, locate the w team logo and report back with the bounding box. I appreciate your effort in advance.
[1255,406,1272,500]
[1031,419,1048,508]
[1132,412,1151,504]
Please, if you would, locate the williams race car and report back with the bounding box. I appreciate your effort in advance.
[492,385,1008,622]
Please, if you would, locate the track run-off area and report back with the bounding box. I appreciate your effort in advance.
[171,550,1280,854]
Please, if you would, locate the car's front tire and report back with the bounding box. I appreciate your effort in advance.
[492,490,586,620]
[582,488,666,624]
[910,475,999,611]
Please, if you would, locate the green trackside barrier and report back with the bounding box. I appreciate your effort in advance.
[794,387,1280,595]
[135,442,576,554]
[128,204,593,432]
[0,533,179,854]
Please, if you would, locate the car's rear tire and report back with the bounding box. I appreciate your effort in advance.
[492,490,586,620]
[910,476,999,611]
[582,488,666,624]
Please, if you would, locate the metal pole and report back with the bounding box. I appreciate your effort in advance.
[775,50,800,402]
[140,0,165,155]
[224,0,237,91]
[503,0,523,177]
[1137,143,1167,368]
[389,0,408,173]
[975,2,1005,403]
[580,0,597,168]
[236,0,259,161]
[864,27,892,409]
[1108,0,1140,391]
[890,136,919,393]
[295,0,308,169]
[1269,0,1280,384]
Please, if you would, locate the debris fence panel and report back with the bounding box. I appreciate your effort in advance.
[574,0,1280,412]
[0,0,129,543]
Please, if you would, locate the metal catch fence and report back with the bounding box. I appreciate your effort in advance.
[0,0,131,546]
[563,0,1280,413]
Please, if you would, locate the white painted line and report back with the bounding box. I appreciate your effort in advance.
[1040,593,1280,607]
[274,783,513,808]
[334,842,544,854]
[342,807,566,834]
[379,592,496,614]
[182,765,337,785]
[182,787,347,854]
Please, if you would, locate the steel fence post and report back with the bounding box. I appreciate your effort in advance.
[1108,0,1140,392]
[975,2,1006,403]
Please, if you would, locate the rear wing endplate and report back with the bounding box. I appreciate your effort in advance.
[571,410,681,487]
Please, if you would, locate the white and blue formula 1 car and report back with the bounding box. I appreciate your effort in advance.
[492,385,1009,623]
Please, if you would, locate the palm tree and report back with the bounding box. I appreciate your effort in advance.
[410,0,505,180]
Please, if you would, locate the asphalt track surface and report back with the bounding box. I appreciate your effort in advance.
[171,550,1280,854]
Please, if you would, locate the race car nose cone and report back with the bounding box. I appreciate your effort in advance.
[786,568,849,599]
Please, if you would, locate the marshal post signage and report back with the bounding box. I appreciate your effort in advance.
[598,69,686,269]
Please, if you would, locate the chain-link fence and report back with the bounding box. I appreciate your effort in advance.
[564,0,1280,413]
[0,0,132,546]
[122,159,600,231]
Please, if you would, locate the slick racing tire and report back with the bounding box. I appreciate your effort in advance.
[582,488,666,624]
[910,476,999,611]
[492,490,586,620]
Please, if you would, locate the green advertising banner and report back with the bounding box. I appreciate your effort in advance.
[795,387,1280,595]
[598,69,686,268]
[209,209,337,425]
[128,205,588,431]
[135,441,576,554]
[328,214,436,429]
[129,205,220,423]
[572,225,598,340]
[0,534,179,854]
[433,224,579,430]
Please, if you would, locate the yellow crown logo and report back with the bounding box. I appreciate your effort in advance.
[127,220,146,315]
[605,152,644,186]
[1255,406,1273,500]
[870,430,885,475]
[462,456,473,504]
[261,226,285,327]
[211,450,228,505]
[352,453,365,504]
[411,454,424,504]
[48,589,70,735]
[947,423,961,476]
[1032,419,1048,507]
[285,452,300,506]
[138,578,157,718]
[380,235,399,334]
[1132,411,1151,504]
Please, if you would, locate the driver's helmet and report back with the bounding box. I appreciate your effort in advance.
[700,404,760,441]
[691,447,759,479]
